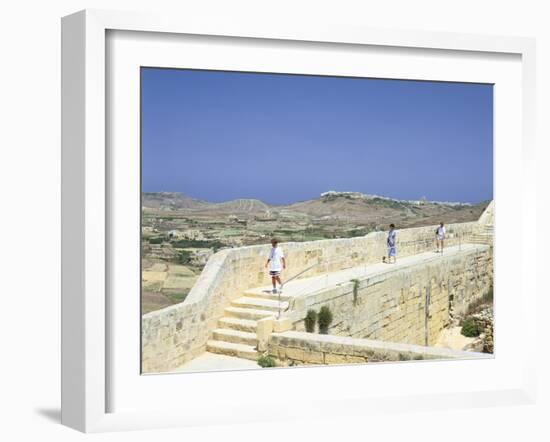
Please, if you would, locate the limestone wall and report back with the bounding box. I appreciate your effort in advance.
[287,245,493,346]
[478,200,494,225]
[142,212,491,372]
[268,331,491,366]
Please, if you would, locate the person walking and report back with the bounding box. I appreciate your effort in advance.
[265,238,286,293]
[435,222,446,253]
[387,223,397,264]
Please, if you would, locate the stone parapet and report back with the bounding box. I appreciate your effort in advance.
[268,331,491,365]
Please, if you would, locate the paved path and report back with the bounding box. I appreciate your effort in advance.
[247,243,488,299]
[172,352,259,373]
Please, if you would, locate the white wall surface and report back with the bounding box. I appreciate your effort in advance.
[0,0,548,441]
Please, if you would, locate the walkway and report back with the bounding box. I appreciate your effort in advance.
[248,243,487,299]
[173,352,258,373]
[175,243,489,371]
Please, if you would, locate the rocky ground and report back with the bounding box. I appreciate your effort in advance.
[471,307,494,353]
[435,306,494,353]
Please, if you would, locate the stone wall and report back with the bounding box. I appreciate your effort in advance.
[142,206,492,372]
[288,245,493,347]
[268,331,491,365]
[478,200,494,225]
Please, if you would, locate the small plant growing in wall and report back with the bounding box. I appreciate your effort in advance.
[305,309,317,333]
[317,306,333,334]
[351,279,360,306]
[257,355,277,368]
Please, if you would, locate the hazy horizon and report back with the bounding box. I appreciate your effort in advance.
[142,189,489,206]
[142,68,493,205]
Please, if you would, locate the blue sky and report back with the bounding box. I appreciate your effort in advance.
[141,68,493,205]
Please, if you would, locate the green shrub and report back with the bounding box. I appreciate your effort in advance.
[304,309,317,333]
[148,236,164,244]
[171,239,224,251]
[461,318,481,337]
[257,355,276,368]
[304,310,317,333]
[347,229,367,237]
[318,306,333,334]
[178,250,193,264]
[165,289,189,304]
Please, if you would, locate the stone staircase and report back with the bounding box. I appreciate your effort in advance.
[206,289,290,360]
[469,224,493,246]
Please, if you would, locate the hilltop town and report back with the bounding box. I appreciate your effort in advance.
[141,191,489,314]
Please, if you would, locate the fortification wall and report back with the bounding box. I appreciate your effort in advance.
[142,209,492,372]
[288,245,493,346]
[478,200,494,225]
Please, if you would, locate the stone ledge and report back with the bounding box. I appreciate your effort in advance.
[269,331,491,364]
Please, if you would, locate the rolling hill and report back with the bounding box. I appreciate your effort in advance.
[142,191,489,227]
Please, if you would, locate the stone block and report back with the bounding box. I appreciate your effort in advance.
[284,347,306,362]
[324,353,366,365]
[302,350,325,364]
[257,318,274,352]
[273,317,292,332]
[324,353,350,364]
[293,297,306,312]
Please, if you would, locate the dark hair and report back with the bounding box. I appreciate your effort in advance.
[271,238,278,245]
[389,223,395,229]
[440,222,444,226]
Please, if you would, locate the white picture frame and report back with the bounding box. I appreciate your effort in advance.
[61,9,537,433]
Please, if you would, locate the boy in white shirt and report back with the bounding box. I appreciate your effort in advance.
[265,238,286,294]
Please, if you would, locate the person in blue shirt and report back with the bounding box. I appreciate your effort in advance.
[387,224,397,264]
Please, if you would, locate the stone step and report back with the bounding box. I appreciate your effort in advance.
[224,306,277,320]
[218,317,258,332]
[213,328,258,346]
[244,290,291,302]
[231,296,289,312]
[206,340,258,361]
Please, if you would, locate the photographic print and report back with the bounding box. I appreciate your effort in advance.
[140,68,494,374]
